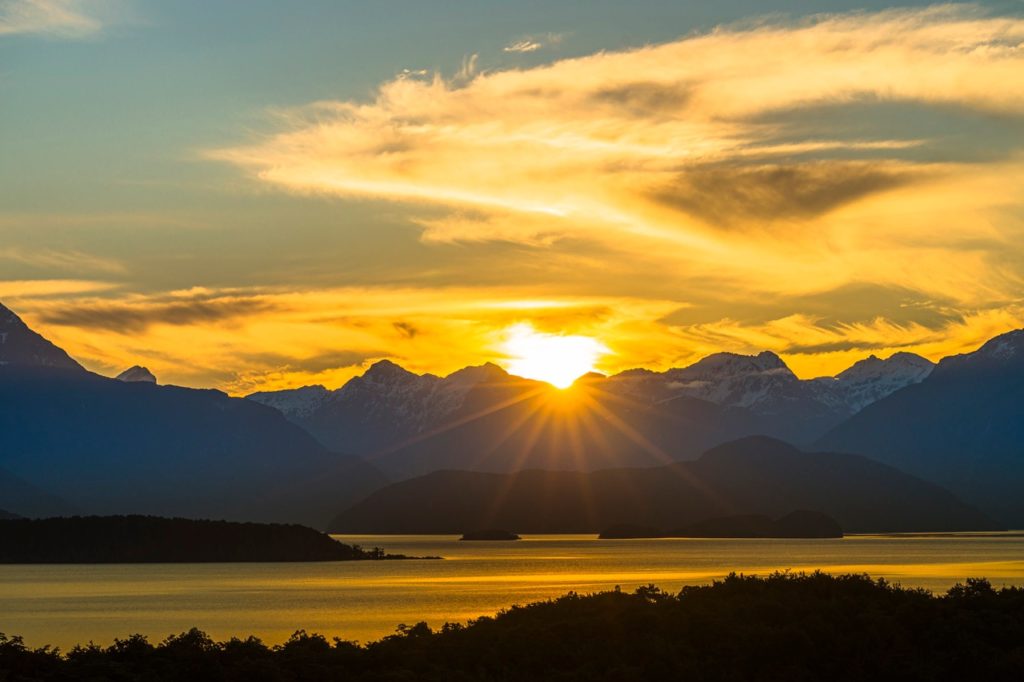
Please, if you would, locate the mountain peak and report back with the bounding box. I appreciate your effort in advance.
[0,302,84,371]
[699,436,804,463]
[836,351,933,381]
[362,359,418,382]
[116,366,157,384]
[686,350,793,375]
[755,350,788,370]
[445,362,510,386]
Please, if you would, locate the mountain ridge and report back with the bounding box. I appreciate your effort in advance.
[249,348,936,461]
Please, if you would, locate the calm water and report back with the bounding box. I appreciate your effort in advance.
[2,533,1023,649]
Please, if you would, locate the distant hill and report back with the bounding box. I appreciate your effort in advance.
[0,516,410,563]
[818,329,1024,524]
[0,509,21,520]
[0,303,386,527]
[330,437,996,534]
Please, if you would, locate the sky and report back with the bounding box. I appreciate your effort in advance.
[2,0,1024,392]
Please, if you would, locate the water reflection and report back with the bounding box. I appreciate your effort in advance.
[1,533,1021,649]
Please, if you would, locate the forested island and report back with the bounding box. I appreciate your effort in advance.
[600,511,843,539]
[0,572,1021,680]
[460,529,520,541]
[0,516,422,563]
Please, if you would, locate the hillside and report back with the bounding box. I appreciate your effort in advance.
[330,437,996,533]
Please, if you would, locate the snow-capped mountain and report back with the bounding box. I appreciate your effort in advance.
[251,360,521,454]
[608,349,932,422]
[250,347,939,456]
[248,385,331,420]
[115,365,158,384]
[830,352,934,411]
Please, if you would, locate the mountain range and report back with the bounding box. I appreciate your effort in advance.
[248,348,935,476]
[3,298,1024,529]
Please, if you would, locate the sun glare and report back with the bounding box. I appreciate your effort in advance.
[501,324,609,389]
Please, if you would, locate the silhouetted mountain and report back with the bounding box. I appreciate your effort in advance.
[0,303,387,527]
[0,509,21,520]
[0,516,411,563]
[0,303,83,370]
[115,365,157,383]
[330,437,995,533]
[818,329,1024,524]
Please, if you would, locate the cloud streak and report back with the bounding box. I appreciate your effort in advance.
[503,32,564,53]
[0,0,105,37]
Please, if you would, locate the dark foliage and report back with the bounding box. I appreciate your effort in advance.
[1,573,1022,681]
[0,516,414,563]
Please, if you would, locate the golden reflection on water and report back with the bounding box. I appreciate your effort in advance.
[1,533,1022,649]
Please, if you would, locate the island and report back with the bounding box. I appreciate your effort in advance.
[0,515,429,563]
[600,511,843,539]
[459,529,520,541]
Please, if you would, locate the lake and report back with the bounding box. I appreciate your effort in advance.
[2,533,1023,649]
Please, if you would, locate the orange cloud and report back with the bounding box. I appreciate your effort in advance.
[209,5,1024,310]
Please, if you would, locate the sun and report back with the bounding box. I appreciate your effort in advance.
[500,324,609,389]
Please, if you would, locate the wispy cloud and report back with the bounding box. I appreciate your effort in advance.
[0,247,125,274]
[0,0,105,37]
[503,33,564,53]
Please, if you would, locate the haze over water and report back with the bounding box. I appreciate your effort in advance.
[2,533,1022,650]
